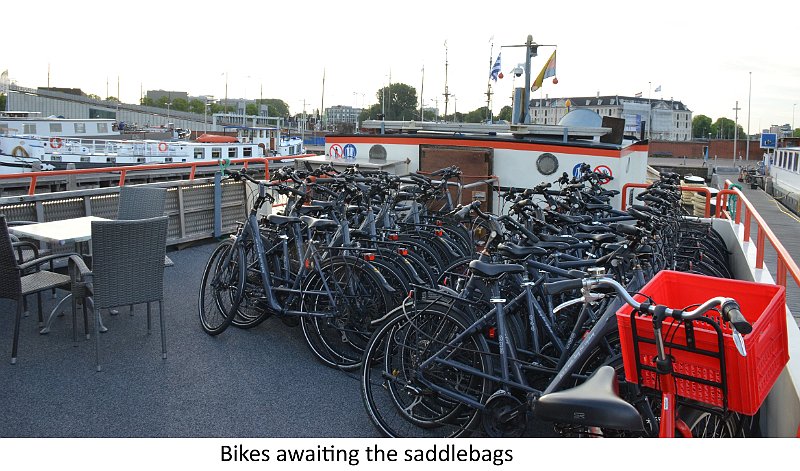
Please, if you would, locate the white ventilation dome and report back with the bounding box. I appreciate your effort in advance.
[558,108,603,127]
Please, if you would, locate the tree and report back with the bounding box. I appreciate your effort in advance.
[374,83,418,121]
[140,96,155,107]
[497,106,512,122]
[793,128,800,138]
[692,114,712,138]
[257,98,289,118]
[0,94,5,111]
[464,107,490,123]
[171,98,189,112]
[105,96,120,103]
[189,99,206,115]
[710,117,745,140]
[87,93,101,100]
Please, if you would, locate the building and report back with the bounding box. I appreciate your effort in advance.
[529,95,693,141]
[325,105,362,126]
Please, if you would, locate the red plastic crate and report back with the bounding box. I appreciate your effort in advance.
[616,270,788,415]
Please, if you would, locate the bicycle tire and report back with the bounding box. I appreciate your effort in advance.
[300,255,393,371]
[198,239,244,336]
[361,300,493,438]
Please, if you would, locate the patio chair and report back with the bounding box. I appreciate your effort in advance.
[117,185,167,220]
[71,216,169,371]
[0,215,78,364]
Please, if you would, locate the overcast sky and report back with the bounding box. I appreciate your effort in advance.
[4,0,798,131]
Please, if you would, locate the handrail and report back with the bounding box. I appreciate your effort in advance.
[620,182,712,217]
[715,180,800,289]
[621,180,800,291]
[0,154,318,196]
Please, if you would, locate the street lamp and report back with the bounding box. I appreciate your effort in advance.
[793,103,796,134]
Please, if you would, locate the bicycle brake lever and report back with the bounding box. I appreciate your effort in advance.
[553,291,606,314]
[732,330,747,357]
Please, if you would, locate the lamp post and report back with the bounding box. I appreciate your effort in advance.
[793,103,796,134]
[451,94,457,122]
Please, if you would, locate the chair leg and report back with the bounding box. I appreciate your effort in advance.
[146,302,152,333]
[11,301,22,364]
[72,296,79,346]
[36,292,44,327]
[159,300,166,360]
[94,303,101,372]
[129,304,134,316]
[82,299,90,340]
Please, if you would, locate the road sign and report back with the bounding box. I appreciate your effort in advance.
[761,133,777,149]
[572,163,582,179]
[343,144,357,161]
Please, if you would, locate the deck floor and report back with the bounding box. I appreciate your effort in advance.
[735,184,800,323]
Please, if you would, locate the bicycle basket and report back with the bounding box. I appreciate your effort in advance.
[616,270,787,415]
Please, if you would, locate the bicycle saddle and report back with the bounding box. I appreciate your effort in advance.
[534,366,644,431]
[497,242,548,260]
[577,223,611,233]
[468,260,525,279]
[539,234,580,244]
[300,216,339,231]
[573,232,618,244]
[267,214,301,226]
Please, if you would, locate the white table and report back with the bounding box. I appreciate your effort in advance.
[9,216,110,335]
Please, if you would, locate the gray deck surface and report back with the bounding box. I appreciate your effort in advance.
[0,241,380,438]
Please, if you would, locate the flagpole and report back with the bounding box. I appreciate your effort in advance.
[487,38,494,123]
[420,65,425,121]
[746,71,752,161]
[647,81,651,140]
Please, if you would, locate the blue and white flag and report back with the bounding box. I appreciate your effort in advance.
[490,53,502,81]
[654,85,661,93]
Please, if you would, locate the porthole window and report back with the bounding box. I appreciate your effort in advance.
[369,144,387,161]
[536,153,559,175]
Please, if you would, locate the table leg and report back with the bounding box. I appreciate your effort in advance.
[39,294,108,335]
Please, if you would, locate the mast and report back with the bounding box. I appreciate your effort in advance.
[321,68,326,131]
[443,40,450,119]
[486,37,494,123]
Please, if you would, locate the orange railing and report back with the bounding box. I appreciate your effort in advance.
[0,154,318,196]
[621,180,800,291]
[715,180,800,288]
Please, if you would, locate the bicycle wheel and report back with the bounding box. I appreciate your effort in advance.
[361,300,493,437]
[300,256,392,370]
[198,239,243,335]
[677,407,744,437]
[230,236,273,329]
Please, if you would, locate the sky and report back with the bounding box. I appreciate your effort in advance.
[3,0,799,131]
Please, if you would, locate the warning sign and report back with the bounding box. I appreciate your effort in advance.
[329,144,343,159]
[593,165,613,184]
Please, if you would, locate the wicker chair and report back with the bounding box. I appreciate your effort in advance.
[117,185,167,220]
[71,216,169,371]
[1,215,78,364]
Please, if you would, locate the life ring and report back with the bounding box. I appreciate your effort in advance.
[50,137,63,149]
[158,142,168,152]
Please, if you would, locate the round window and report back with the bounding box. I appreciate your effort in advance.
[536,153,559,175]
[369,144,387,161]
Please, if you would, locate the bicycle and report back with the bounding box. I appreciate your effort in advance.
[532,274,753,437]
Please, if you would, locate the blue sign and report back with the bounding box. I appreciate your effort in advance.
[343,144,357,161]
[761,133,777,149]
[572,163,582,179]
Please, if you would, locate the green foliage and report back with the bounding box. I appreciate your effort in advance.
[372,83,418,121]
[0,94,5,111]
[692,114,712,138]
[87,93,101,100]
[256,98,289,118]
[105,96,119,103]
[171,98,189,112]
[793,128,800,138]
[140,96,155,106]
[710,117,745,140]
[188,99,206,114]
[464,106,490,123]
[497,106,513,122]
[245,103,258,116]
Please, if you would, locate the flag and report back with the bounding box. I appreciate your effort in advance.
[635,91,643,98]
[531,50,557,92]
[654,85,661,93]
[490,53,502,82]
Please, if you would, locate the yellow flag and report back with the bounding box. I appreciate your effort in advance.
[531,51,557,92]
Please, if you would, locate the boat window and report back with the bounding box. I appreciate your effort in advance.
[243,147,252,157]
[74,123,86,133]
[212,147,222,159]
[23,124,36,134]
[228,147,237,158]
[165,157,173,163]
[793,153,798,172]
[137,157,146,163]
[106,157,116,164]
[194,148,204,159]
[81,156,90,162]
[97,123,108,133]
[49,123,63,133]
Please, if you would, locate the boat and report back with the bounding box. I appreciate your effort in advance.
[770,146,800,193]
[0,123,307,173]
[321,110,647,210]
[0,111,119,139]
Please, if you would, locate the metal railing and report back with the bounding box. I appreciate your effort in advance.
[621,180,800,291]
[0,154,317,195]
